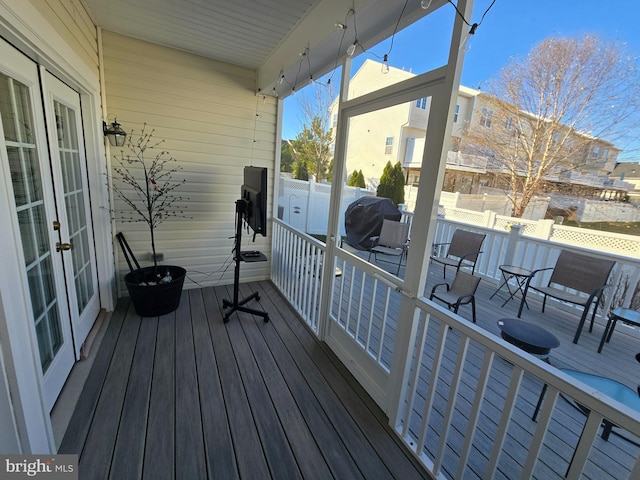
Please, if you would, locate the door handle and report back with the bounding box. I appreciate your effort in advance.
[56,242,72,252]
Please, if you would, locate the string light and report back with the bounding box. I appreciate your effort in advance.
[347,41,357,57]
[383,0,409,73]
[348,4,359,57]
[381,54,390,74]
[327,9,352,86]
[446,0,497,35]
[269,0,499,96]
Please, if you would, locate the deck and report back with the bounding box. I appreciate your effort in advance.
[56,255,640,479]
[58,281,427,480]
[388,258,640,479]
[325,250,640,479]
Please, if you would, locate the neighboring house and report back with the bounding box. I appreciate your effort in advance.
[328,60,417,190]
[331,60,632,200]
[612,162,640,203]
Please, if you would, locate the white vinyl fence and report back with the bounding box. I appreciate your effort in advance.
[277,177,375,236]
[277,178,640,258]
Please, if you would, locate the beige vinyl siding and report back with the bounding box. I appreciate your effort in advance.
[102,31,276,288]
[30,0,98,73]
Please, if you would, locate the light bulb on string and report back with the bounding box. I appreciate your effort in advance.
[421,0,433,9]
[347,41,357,57]
[381,54,389,74]
[459,31,473,53]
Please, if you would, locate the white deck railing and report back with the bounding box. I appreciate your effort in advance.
[402,299,640,479]
[271,218,640,479]
[432,217,640,314]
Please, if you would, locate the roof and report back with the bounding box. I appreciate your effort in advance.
[612,162,640,178]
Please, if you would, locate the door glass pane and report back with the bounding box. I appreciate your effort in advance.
[0,74,16,141]
[54,100,95,313]
[0,72,63,373]
[7,145,42,207]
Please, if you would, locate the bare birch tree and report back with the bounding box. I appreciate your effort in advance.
[290,83,335,182]
[468,36,640,217]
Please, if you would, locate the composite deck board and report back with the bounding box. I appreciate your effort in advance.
[205,288,271,478]
[335,257,640,478]
[240,284,369,479]
[191,288,238,479]
[78,302,141,479]
[109,314,156,480]
[253,281,426,480]
[229,285,336,479]
[219,284,304,479]
[58,300,127,454]
[142,312,175,480]
[59,261,640,479]
[242,281,408,479]
[59,279,430,479]
[174,292,207,480]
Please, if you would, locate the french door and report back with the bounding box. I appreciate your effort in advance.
[0,39,99,411]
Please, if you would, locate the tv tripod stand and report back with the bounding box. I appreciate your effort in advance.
[223,198,269,323]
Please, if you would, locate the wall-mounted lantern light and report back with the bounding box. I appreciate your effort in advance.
[103,118,127,147]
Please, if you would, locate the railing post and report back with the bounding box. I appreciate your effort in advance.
[503,224,522,266]
[483,210,496,228]
[533,219,554,240]
[306,177,314,233]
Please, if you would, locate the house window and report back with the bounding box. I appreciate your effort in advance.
[332,114,338,128]
[602,148,609,159]
[416,98,427,110]
[480,108,493,128]
[591,146,600,158]
[385,136,394,154]
[566,138,574,153]
[505,117,513,130]
[454,104,460,123]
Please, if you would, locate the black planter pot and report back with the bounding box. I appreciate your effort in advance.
[124,266,187,317]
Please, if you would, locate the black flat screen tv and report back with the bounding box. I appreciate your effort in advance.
[241,166,267,238]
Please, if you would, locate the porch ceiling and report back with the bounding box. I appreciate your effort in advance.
[82,0,442,96]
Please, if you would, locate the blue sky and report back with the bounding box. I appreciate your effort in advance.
[283,0,640,158]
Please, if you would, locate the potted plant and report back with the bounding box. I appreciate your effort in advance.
[109,124,189,316]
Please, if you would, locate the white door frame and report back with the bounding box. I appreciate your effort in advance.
[0,1,114,454]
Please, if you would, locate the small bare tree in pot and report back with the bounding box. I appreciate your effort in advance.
[109,124,189,316]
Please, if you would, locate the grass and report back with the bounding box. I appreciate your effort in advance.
[562,221,640,236]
